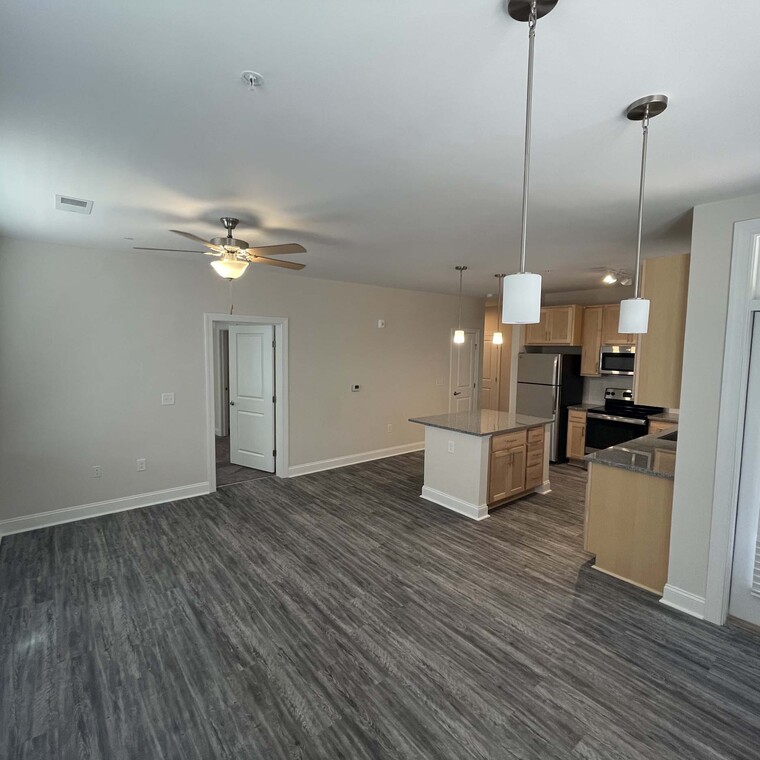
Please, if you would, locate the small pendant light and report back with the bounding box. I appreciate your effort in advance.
[502,0,559,325]
[493,274,506,345]
[453,265,467,344]
[619,94,668,334]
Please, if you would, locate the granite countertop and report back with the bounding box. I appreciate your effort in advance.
[568,403,597,412]
[648,411,679,424]
[585,429,677,480]
[409,410,554,438]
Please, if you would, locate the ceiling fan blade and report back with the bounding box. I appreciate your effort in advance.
[133,246,216,254]
[245,243,306,256]
[170,230,224,252]
[247,255,306,270]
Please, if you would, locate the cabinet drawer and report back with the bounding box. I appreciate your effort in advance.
[526,462,543,489]
[492,430,526,452]
[527,426,544,444]
[526,447,543,467]
[568,409,587,423]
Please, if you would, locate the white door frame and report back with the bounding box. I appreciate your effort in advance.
[704,220,760,624]
[204,313,289,488]
[449,328,481,412]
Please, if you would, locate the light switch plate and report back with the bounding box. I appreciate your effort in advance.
[161,392,175,406]
[447,441,455,454]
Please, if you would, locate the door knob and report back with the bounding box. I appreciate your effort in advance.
[230,401,235,406]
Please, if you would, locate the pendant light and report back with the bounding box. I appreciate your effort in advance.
[502,0,558,325]
[493,274,506,345]
[619,94,668,334]
[453,265,467,344]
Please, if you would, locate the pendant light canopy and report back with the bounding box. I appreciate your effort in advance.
[502,0,558,325]
[619,93,668,335]
[493,274,506,345]
[453,265,467,344]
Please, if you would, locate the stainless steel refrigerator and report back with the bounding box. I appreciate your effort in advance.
[516,353,583,463]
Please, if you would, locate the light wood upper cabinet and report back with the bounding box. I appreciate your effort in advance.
[634,254,690,409]
[601,304,636,346]
[581,306,603,376]
[524,305,584,346]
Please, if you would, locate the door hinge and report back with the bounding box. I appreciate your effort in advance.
[272,339,276,348]
[273,395,276,403]
[273,449,277,457]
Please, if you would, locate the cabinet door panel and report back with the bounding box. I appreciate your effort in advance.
[566,420,586,459]
[548,308,571,344]
[602,304,635,346]
[489,450,510,504]
[525,313,547,345]
[507,444,527,496]
[581,306,603,376]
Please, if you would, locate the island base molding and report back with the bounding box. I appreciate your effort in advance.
[420,486,489,521]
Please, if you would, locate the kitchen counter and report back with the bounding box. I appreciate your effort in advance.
[409,410,553,437]
[584,429,677,479]
[648,411,679,424]
[567,403,596,412]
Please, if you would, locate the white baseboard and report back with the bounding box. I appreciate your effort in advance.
[0,482,210,538]
[287,442,424,478]
[660,583,706,620]
[536,480,552,495]
[420,486,489,521]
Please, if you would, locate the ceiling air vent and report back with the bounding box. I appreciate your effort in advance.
[55,194,93,214]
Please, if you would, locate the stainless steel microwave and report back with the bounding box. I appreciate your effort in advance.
[599,345,635,375]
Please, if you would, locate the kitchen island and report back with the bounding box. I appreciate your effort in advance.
[409,410,554,521]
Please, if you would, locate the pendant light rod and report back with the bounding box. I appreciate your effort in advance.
[455,265,467,330]
[495,273,506,317]
[626,93,668,299]
[518,1,537,274]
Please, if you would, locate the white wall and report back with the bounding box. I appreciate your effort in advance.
[666,191,760,615]
[0,239,482,524]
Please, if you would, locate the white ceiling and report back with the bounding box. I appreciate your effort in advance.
[2,0,759,295]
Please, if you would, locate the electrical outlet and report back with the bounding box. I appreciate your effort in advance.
[377,319,386,328]
[136,458,147,472]
[351,384,360,392]
[386,424,392,433]
[161,392,175,406]
[447,441,455,454]
[92,465,102,478]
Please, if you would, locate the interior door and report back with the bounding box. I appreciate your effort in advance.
[450,329,479,412]
[228,325,275,472]
[729,315,760,626]
[481,337,499,410]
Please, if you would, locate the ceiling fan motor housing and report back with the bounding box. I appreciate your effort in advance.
[213,217,247,251]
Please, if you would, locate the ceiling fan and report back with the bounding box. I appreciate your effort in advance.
[134,217,307,279]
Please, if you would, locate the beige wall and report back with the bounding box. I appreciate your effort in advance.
[542,286,634,306]
[667,191,760,610]
[0,239,483,523]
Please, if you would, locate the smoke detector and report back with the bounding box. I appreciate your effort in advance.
[55,195,93,214]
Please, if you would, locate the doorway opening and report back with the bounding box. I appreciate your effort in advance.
[204,314,289,491]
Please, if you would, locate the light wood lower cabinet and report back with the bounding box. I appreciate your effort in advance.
[488,426,544,507]
[566,409,587,460]
[648,419,677,435]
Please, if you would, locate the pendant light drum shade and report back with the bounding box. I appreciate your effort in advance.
[453,330,465,344]
[493,331,504,346]
[619,297,650,334]
[502,272,542,325]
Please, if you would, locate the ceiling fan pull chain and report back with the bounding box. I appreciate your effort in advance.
[229,280,234,315]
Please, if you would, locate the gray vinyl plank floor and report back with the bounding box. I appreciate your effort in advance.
[216,435,273,487]
[1,454,759,759]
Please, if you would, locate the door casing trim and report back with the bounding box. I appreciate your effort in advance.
[204,313,289,489]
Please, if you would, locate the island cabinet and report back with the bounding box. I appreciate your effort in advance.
[488,426,544,506]
[566,409,587,460]
[524,305,584,346]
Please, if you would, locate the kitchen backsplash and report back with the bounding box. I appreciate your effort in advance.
[583,375,633,405]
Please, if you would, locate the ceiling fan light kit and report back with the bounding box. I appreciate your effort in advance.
[210,255,249,280]
[501,0,559,326]
[618,93,668,335]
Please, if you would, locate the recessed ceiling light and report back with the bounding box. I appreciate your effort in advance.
[55,194,93,214]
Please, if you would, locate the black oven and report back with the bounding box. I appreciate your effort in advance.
[585,412,648,451]
[600,345,635,376]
